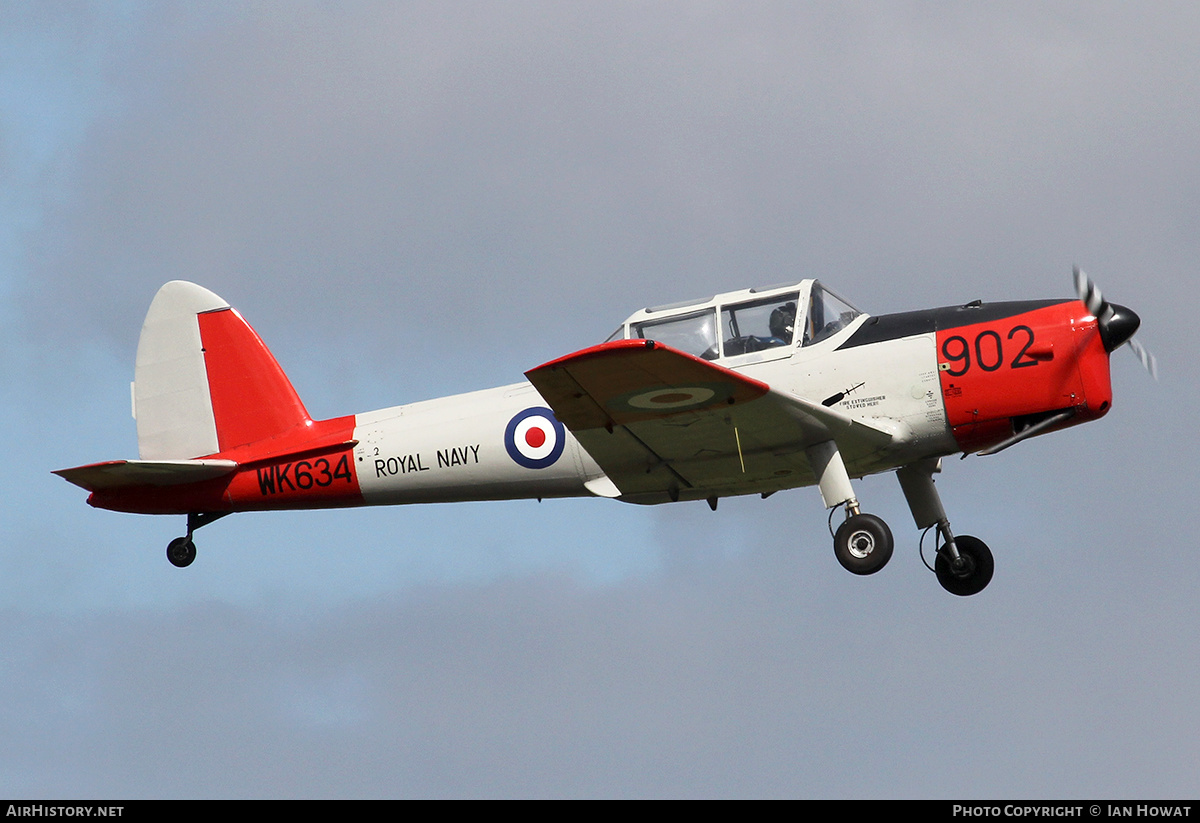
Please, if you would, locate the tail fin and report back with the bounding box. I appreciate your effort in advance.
[134,281,311,459]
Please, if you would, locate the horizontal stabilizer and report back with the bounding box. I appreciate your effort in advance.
[53,459,239,492]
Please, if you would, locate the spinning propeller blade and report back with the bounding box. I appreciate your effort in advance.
[1073,266,1157,379]
[1126,336,1159,381]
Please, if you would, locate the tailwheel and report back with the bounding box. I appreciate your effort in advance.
[165,512,229,568]
[166,536,197,568]
[935,535,993,596]
[833,513,894,575]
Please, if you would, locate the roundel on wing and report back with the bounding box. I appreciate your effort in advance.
[607,382,735,414]
[626,386,716,409]
[505,407,566,469]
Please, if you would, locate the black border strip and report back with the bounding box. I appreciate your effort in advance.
[836,299,1067,350]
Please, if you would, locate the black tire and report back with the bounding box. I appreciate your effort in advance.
[167,536,196,568]
[935,535,993,596]
[833,513,894,575]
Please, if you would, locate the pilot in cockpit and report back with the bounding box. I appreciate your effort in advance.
[768,301,796,345]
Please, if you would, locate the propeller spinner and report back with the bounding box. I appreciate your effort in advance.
[1073,266,1157,379]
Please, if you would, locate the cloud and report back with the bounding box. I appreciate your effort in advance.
[29,3,1198,357]
[5,536,1198,798]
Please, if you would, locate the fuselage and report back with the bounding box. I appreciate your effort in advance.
[86,280,1112,517]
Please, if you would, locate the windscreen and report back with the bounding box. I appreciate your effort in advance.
[803,284,861,346]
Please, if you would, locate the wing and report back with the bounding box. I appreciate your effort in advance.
[526,339,897,502]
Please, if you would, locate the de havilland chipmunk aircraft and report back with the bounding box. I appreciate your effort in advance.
[55,269,1153,596]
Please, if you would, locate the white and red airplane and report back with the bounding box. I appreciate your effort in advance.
[55,270,1152,596]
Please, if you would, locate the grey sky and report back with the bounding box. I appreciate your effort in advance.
[2,2,1197,797]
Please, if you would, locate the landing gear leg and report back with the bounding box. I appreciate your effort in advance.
[165,512,229,568]
[897,459,993,596]
[808,440,894,575]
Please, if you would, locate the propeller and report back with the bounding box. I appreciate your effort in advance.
[1073,266,1158,380]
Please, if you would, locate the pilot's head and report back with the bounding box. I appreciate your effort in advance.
[770,302,796,341]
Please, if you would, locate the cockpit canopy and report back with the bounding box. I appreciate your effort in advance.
[606,280,862,362]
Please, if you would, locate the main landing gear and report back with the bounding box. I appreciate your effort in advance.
[832,511,894,575]
[809,441,895,577]
[809,441,993,596]
[165,512,229,568]
[932,534,994,597]
[897,459,992,596]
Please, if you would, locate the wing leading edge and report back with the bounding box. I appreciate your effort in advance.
[526,339,897,502]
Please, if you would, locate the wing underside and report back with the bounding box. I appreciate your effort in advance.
[526,340,896,502]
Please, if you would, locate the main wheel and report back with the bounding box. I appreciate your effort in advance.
[935,535,993,596]
[833,513,894,575]
[167,536,196,568]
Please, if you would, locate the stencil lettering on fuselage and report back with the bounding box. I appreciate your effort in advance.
[437,444,481,468]
[372,444,481,478]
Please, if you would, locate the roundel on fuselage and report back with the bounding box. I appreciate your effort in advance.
[504,407,565,469]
